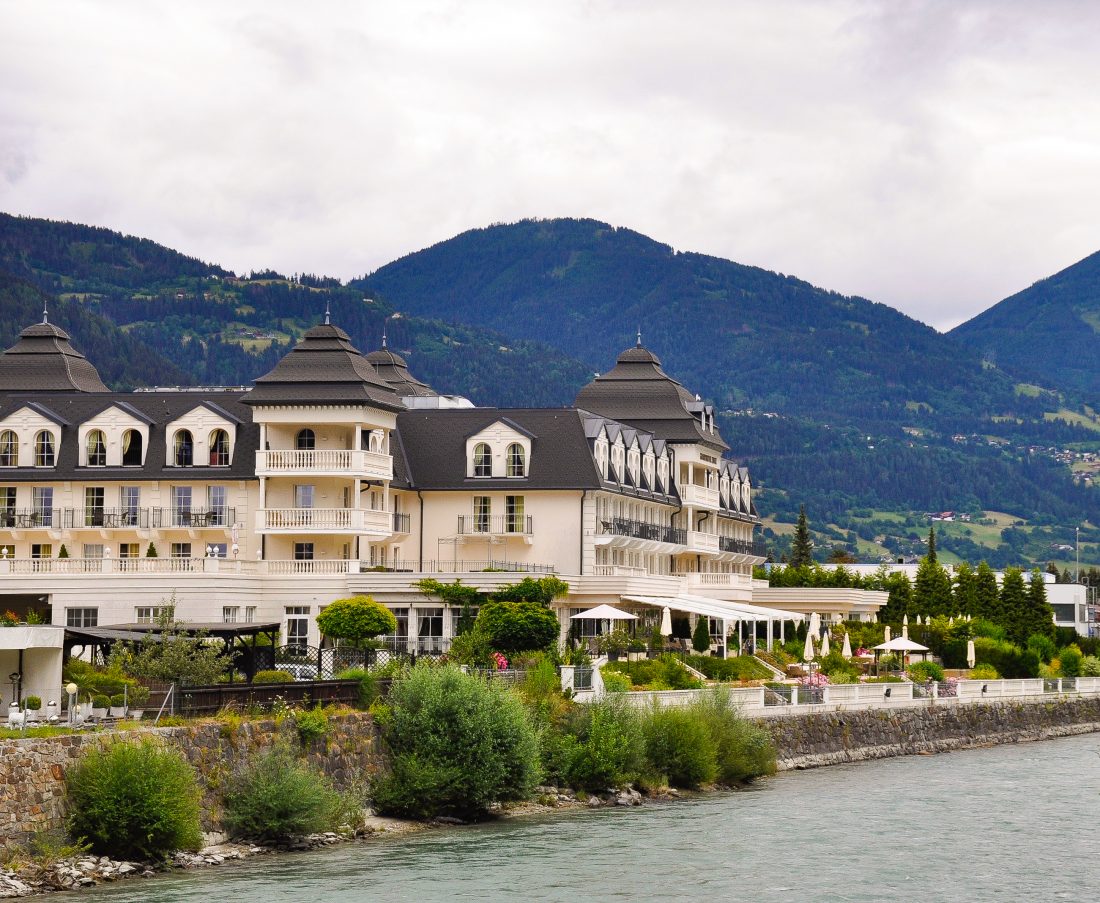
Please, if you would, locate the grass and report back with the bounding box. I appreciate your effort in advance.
[1044,409,1100,433]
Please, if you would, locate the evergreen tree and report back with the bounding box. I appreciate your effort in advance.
[952,561,977,615]
[790,505,814,568]
[973,561,999,622]
[872,569,912,623]
[912,553,952,618]
[1023,569,1056,643]
[926,526,937,563]
[999,567,1029,645]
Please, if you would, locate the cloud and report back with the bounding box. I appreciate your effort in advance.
[2,0,1099,330]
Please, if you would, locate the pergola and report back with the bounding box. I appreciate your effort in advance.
[620,593,804,653]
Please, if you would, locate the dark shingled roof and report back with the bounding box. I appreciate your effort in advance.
[574,342,728,451]
[0,321,110,393]
[244,324,404,410]
[364,347,437,397]
[0,391,258,482]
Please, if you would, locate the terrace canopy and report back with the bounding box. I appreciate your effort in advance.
[621,593,804,652]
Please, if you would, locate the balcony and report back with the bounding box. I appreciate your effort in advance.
[257,507,392,535]
[679,484,720,509]
[255,448,392,481]
[457,514,533,536]
[1,509,63,530]
[683,572,753,589]
[599,517,685,546]
[392,512,411,534]
[68,508,151,530]
[685,531,719,554]
[718,536,767,558]
[152,508,236,529]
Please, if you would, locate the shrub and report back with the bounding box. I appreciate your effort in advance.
[446,625,495,669]
[476,600,560,653]
[254,669,294,684]
[690,690,777,784]
[644,706,717,788]
[1027,634,1058,664]
[685,655,772,682]
[973,637,1040,679]
[818,651,861,684]
[517,655,562,703]
[602,654,702,690]
[601,670,632,694]
[92,694,110,710]
[1059,644,1083,679]
[223,744,346,842]
[1079,656,1100,677]
[293,705,330,745]
[371,665,540,820]
[109,694,126,708]
[566,699,646,792]
[23,695,42,711]
[968,663,1000,680]
[692,618,712,653]
[334,667,377,708]
[316,596,397,648]
[907,661,946,683]
[66,739,202,860]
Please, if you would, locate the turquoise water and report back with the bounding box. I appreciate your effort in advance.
[87,734,1100,901]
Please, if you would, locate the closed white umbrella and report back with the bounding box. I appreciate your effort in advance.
[841,632,852,659]
[803,631,815,663]
[659,606,673,637]
[903,614,909,627]
[917,615,924,625]
[809,612,821,638]
[967,638,976,669]
[902,623,909,640]
[820,630,831,657]
[884,625,891,643]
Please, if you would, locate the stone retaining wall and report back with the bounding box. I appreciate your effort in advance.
[0,713,382,850]
[765,696,1100,769]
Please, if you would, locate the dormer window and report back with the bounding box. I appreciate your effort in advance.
[296,429,315,450]
[657,457,668,493]
[595,440,609,478]
[122,429,143,467]
[209,429,230,466]
[34,430,55,467]
[173,429,194,467]
[642,456,654,490]
[473,442,492,477]
[0,431,17,467]
[611,445,624,481]
[86,429,107,467]
[506,443,526,478]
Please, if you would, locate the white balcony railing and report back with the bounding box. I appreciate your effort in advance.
[255,448,393,481]
[684,531,720,554]
[682,572,752,589]
[264,559,352,575]
[591,564,649,577]
[678,484,720,508]
[256,508,392,534]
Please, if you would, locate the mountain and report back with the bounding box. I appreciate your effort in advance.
[950,249,1100,399]
[0,214,591,406]
[356,218,1099,531]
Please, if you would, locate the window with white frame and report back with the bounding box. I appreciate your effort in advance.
[208,485,228,525]
[506,443,526,477]
[473,442,492,477]
[0,430,17,467]
[32,486,53,525]
[610,444,624,481]
[244,606,256,623]
[506,495,525,533]
[173,429,193,466]
[170,542,191,558]
[122,429,143,466]
[67,607,98,628]
[595,439,608,478]
[473,496,490,532]
[222,606,239,624]
[86,429,107,467]
[34,430,55,467]
[209,429,230,466]
[172,486,192,525]
[84,487,105,527]
[120,486,140,525]
[136,606,172,624]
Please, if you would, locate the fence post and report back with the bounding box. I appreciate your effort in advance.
[791,686,798,706]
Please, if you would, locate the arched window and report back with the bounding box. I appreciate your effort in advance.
[368,431,384,453]
[86,429,107,466]
[209,429,230,466]
[122,429,143,466]
[296,428,315,450]
[595,440,608,478]
[611,445,624,481]
[34,431,54,467]
[173,429,194,466]
[0,430,17,467]
[473,442,492,477]
[506,443,525,477]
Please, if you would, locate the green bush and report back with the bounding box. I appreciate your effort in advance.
[601,670,632,694]
[23,695,42,711]
[1079,656,1100,677]
[110,694,126,708]
[371,665,540,820]
[476,600,560,653]
[692,618,712,653]
[907,661,946,683]
[316,595,397,648]
[968,663,1000,680]
[973,637,1040,679]
[690,690,777,783]
[517,655,561,703]
[1027,634,1058,663]
[335,667,378,708]
[253,669,295,684]
[1059,644,1083,679]
[67,739,202,860]
[644,706,717,788]
[446,625,495,669]
[92,694,110,710]
[685,655,772,682]
[293,705,330,745]
[818,651,861,684]
[566,699,646,792]
[602,654,702,690]
[223,744,346,842]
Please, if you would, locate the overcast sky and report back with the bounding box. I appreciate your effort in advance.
[3,1,1099,330]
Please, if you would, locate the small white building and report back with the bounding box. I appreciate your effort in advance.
[0,624,64,709]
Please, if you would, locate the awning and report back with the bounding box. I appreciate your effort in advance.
[621,594,803,624]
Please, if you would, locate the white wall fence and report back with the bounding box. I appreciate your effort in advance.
[590,677,1100,716]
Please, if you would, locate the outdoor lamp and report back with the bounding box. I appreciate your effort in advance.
[232,543,239,557]
[884,687,891,698]
[981,684,988,695]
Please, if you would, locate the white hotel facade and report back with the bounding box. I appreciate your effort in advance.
[0,316,776,653]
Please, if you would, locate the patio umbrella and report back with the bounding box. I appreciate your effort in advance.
[916,615,923,625]
[902,623,909,640]
[967,639,976,669]
[571,604,637,621]
[884,625,891,643]
[841,632,852,659]
[803,631,815,663]
[659,606,673,637]
[903,614,909,627]
[820,630,831,657]
[809,611,821,638]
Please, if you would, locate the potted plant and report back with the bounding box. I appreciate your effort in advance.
[23,695,42,722]
[127,685,150,720]
[91,694,110,720]
[605,627,630,662]
[109,693,127,718]
[627,638,646,662]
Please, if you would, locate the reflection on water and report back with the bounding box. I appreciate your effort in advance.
[85,733,1100,902]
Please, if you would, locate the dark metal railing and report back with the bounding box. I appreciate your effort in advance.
[152,508,235,528]
[599,517,685,545]
[66,508,151,529]
[392,512,411,533]
[0,508,62,528]
[718,536,767,556]
[457,514,534,535]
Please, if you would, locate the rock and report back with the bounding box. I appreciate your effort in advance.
[615,795,632,806]
[587,796,601,808]
[435,816,465,825]
[117,864,135,876]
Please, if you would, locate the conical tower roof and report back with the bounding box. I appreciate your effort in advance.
[575,339,727,450]
[0,320,109,392]
[364,346,437,398]
[244,323,403,410]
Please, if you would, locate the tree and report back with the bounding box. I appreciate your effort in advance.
[912,554,952,618]
[973,561,999,621]
[790,505,814,568]
[316,595,397,648]
[926,526,937,563]
[692,616,712,653]
[108,604,226,687]
[952,562,977,615]
[1021,569,1056,643]
[869,567,911,623]
[475,600,559,653]
[999,567,1029,645]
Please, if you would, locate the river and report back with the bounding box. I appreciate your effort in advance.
[86,733,1100,902]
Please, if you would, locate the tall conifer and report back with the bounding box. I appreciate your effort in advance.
[999,567,1029,644]
[974,561,999,622]
[790,505,814,568]
[953,561,977,615]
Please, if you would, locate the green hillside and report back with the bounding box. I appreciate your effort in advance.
[950,249,1100,399]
